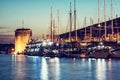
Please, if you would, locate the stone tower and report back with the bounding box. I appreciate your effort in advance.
[15,28,32,54]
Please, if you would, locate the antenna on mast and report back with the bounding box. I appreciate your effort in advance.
[22,20,24,28]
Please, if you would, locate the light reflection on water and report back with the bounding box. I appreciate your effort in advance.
[41,57,60,80]
[1,55,120,80]
[41,57,48,80]
[96,59,106,80]
[12,55,27,80]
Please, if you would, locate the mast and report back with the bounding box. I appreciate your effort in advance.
[115,15,118,42]
[98,0,101,42]
[84,16,86,41]
[74,0,77,41]
[98,0,100,27]
[104,0,107,40]
[50,6,53,42]
[53,20,55,42]
[90,18,93,41]
[69,2,72,42]
[57,10,60,43]
[111,0,114,39]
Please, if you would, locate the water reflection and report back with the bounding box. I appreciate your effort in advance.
[96,59,106,80]
[40,57,60,80]
[108,59,112,70]
[55,57,60,80]
[12,55,27,80]
[107,59,112,80]
[49,57,60,80]
[4,55,120,80]
[29,56,41,79]
[88,58,92,71]
[41,57,48,80]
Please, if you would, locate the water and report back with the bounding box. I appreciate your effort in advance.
[0,55,120,80]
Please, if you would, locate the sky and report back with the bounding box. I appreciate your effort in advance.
[0,0,120,44]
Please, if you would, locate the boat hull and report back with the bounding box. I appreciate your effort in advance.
[87,49,109,58]
[109,48,120,58]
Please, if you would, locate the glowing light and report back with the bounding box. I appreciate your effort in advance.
[100,42,103,45]
[42,42,47,46]
[48,42,53,45]
[108,46,112,49]
[80,42,88,46]
[56,43,59,46]
[98,24,101,27]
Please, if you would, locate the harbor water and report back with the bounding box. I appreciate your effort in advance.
[1,55,120,80]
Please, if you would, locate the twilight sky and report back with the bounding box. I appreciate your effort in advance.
[0,0,120,44]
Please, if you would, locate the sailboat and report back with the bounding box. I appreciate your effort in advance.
[61,1,86,58]
[42,7,61,58]
[109,0,120,58]
[86,0,111,58]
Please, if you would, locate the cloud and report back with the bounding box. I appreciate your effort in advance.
[0,34,14,38]
[0,26,14,43]
[0,26,9,29]
[0,34,14,44]
[0,30,14,34]
[0,26,14,34]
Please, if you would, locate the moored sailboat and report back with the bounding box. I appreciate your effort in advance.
[86,0,111,58]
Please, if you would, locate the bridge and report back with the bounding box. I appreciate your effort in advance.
[59,17,120,42]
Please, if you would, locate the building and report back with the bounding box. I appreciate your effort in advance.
[15,28,32,54]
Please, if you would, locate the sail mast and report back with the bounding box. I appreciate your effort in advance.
[74,0,77,41]
[111,0,114,38]
[98,0,100,27]
[69,2,72,42]
[57,10,60,43]
[104,0,107,40]
[53,20,55,42]
[50,6,53,42]
[90,18,93,41]
[98,0,101,42]
[84,16,86,41]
